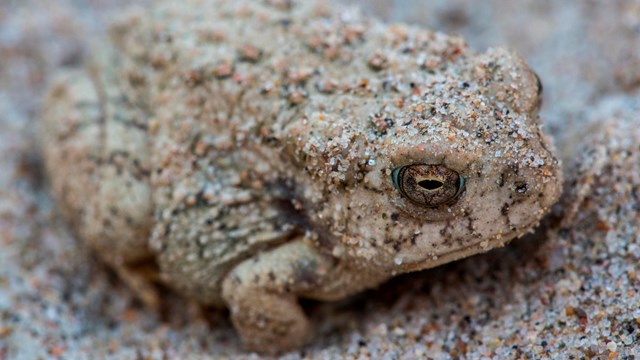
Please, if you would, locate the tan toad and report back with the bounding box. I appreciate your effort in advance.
[40,0,562,354]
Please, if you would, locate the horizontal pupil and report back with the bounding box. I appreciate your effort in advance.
[417,179,444,191]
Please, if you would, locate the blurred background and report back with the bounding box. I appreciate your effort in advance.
[1,1,639,358]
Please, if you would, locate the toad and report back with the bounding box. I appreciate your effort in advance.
[40,0,562,353]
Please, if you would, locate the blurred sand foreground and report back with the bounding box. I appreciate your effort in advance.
[1,1,639,358]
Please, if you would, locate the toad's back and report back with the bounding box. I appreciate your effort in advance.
[138,0,482,303]
[43,0,479,304]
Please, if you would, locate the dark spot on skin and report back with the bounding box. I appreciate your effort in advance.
[390,213,399,222]
[501,203,510,216]
[439,220,452,236]
[206,219,213,225]
[268,272,276,281]
[410,233,418,245]
[293,262,321,287]
[498,173,506,187]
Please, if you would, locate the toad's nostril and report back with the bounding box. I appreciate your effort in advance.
[515,181,528,194]
[417,179,444,191]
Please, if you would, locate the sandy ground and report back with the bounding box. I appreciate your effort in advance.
[1,0,639,359]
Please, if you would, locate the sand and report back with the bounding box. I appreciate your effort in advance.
[1,0,639,358]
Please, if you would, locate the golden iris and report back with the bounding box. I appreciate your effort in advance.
[391,164,465,207]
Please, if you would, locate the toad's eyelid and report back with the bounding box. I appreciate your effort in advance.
[391,166,402,191]
[456,175,466,197]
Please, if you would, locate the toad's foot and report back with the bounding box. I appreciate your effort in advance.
[221,240,333,354]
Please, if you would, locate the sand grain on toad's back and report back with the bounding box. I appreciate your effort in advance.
[39,0,561,353]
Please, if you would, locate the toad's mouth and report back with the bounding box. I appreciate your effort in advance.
[394,213,547,274]
[395,235,512,273]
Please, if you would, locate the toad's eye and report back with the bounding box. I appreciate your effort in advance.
[391,164,465,207]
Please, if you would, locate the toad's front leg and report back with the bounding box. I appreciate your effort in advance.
[221,240,331,354]
[222,239,389,354]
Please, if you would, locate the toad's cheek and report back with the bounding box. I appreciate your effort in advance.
[392,189,557,273]
[390,216,490,272]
